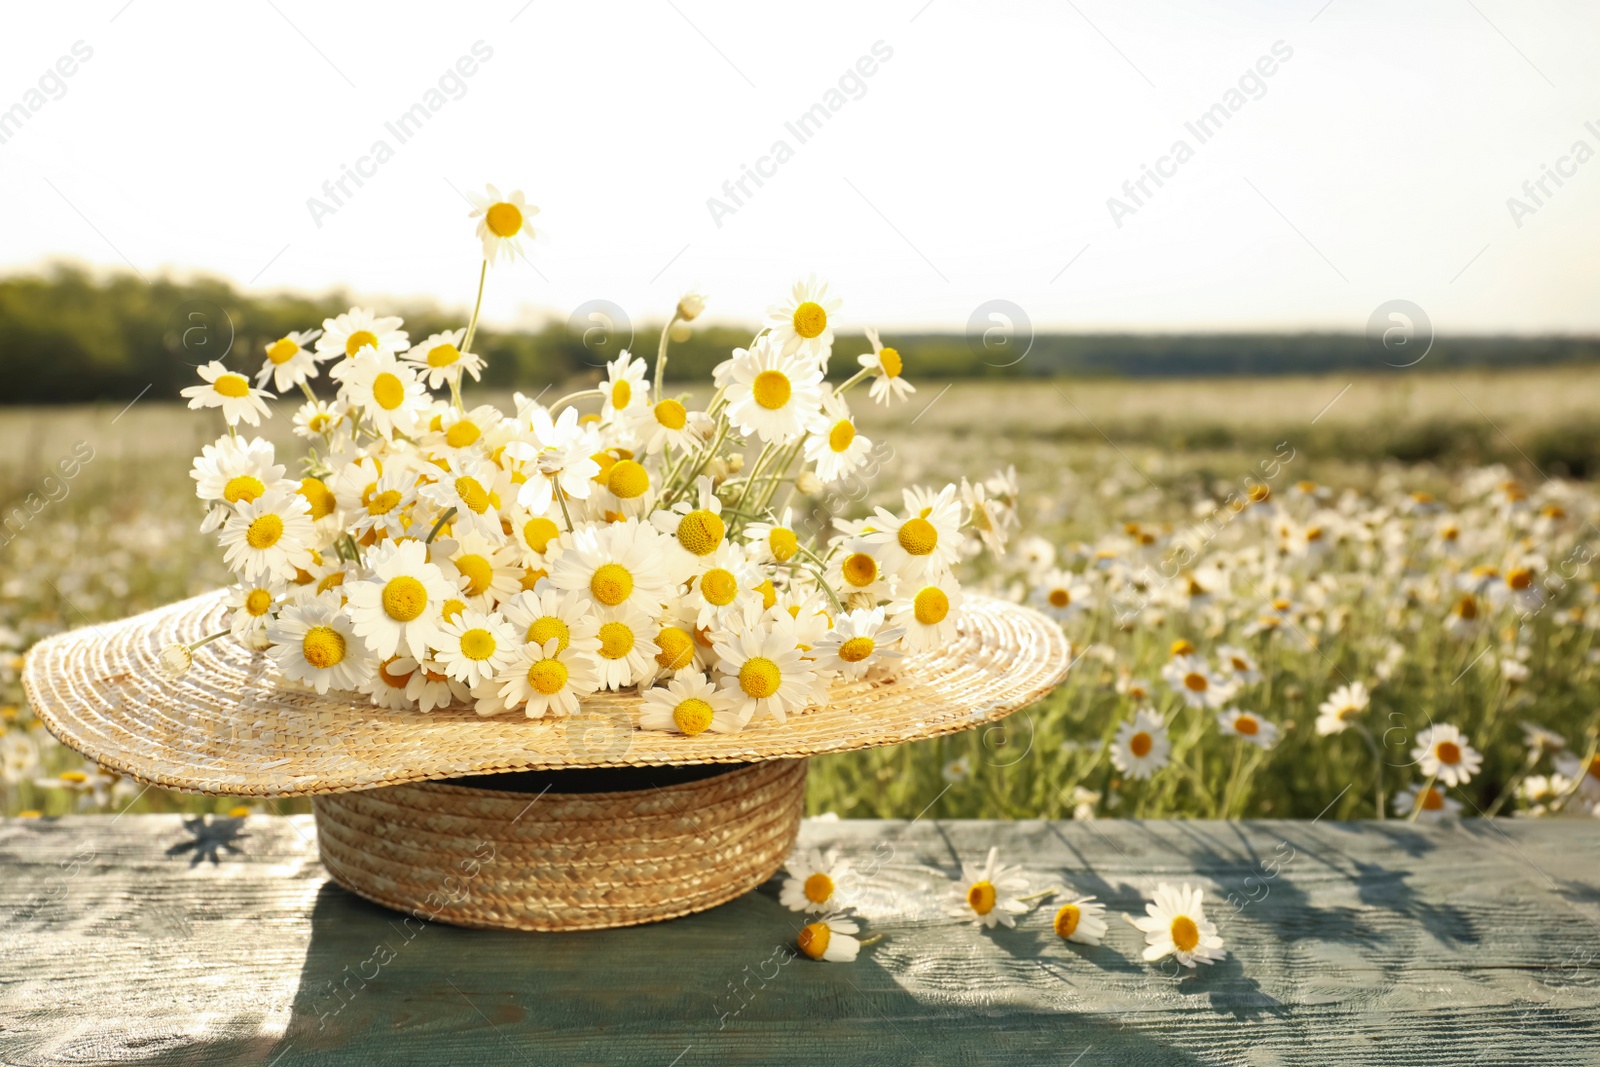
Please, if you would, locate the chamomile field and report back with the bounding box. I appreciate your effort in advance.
[3,366,1597,822]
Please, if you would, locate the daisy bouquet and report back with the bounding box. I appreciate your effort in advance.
[175,185,991,738]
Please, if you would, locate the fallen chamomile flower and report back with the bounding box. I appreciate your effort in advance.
[779,847,850,913]
[950,846,1032,930]
[1132,882,1226,967]
[1053,895,1110,946]
[796,914,861,962]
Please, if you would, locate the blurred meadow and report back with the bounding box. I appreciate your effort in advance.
[4,364,1597,821]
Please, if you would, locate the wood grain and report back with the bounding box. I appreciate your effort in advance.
[1,816,1597,1066]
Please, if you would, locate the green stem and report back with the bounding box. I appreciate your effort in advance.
[461,259,488,358]
[554,482,576,532]
[425,507,457,544]
[654,313,679,403]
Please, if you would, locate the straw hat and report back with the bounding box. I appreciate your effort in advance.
[24,587,1069,798]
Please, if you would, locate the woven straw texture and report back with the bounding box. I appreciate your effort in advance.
[313,759,808,931]
[23,588,1069,798]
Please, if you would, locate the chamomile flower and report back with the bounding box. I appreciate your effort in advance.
[1033,569,1092,621]
[949,846,1031,930]
[217,490,316,583]
[740,509,800,568]
[338,348,427,439]
[1133,883,1226,967]
[683,544,765,629]
[547,520,671,615]
[1393,781,1461,821]
[225,581,282,642]
[886,575,962,653]
[363,656,421,711]
[344,539,456,660]
[405,328,484,389]
[779,848,851,913]
[804,386,872,484]
[591,603,662,690]
[483,638,599,719]
[266,597,374,695]
[292,399,348,441]
[961,476,1012,556]
[810,607,904,682]
[434,608,519,688]
[1161,655,1234,710]
[427,404,502,459]
[1412,723,1482,787]
[1217,708,1279,749]
[318,306,409,370]
[190,434,290,522]
[796,915,862,963]
[865,484,964,583]
[1315,681,1371,736]
[712,624,821,725]
[651,477,729,579]
[858,326,915,406]
[181,361,273,427]
[1216,645,1262,686]
[630,394,699,455]
[1053,895,1110,946]
[724,338,825,444]
[505,404,602,513]
[638,670,743,736]
[601,350,650,427]
[467,185,537,265]
[418,458,506,540]
[765,275,840,365]
[1111,708,1170,780]
[256,328,325,392]
[438,531,523,611]
[829,541,891,600]
[340,464,416,542]
[597,456,656,518]
[405,657,472,713]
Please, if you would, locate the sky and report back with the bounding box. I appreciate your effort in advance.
[1,0,1597,335]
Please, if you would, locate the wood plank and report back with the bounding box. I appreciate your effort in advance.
[0,816,1597,1066]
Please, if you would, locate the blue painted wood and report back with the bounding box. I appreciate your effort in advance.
[0,815,1597,1065]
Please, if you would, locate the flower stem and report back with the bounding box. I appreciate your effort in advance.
[461,259,488,357]
[425,508,457,544]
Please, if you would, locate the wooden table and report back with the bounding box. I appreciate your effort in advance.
[1,816,1596,1065]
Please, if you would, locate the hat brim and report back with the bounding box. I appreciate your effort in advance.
[23,590,1071,797]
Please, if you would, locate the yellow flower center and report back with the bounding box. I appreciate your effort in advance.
[486,201,523,238]
[213,374,250,398]
[246,513,284,549]
[654,399,687,430]
[878,346,902,378]
[752,370,792,410]
[1170,915,1201,954]
[379,657,414,687]
[459,628,498,660]
[967,881,997,916]
[1054,904,1081,939]
[302,625,346,669]
[738,656,781,699]
[797,922,830,960]
[1184,672,1208,692]
[767,528,798,562]
[1508,568,1533,591]
[366,489,402,516]
[791,300,827,339]
[1456,595,1479,620]
[345,329,379,356]
[267,337,299,364]
[1420,786,1445,811]
[1435,740,1462,766]
[598,621,634,659]
[841,553,877,588]
[224,474,265,504]
[673,697,715,736]
[382,575,428,621]
[60,771,89,784]
[244,588,273,616]
[700,568,739,607]
[455,475,490,513]
[611,378,632,410]
[590,563,633,606]
[838,636,875,663]
[441,598,467,623]
[527,615,570,651]
[1234,715,1260,736]
[523,516,560,554]
[317,572,345,595]
[897,517,938,556]
[299,477,337,520]
[655,626,695,670]
[913,586,949,625]
[828,420,855,453]
[608,460,650,500]
[677,509,726,556]
[445,420,481,449]
[428,343,461,368]
[804,872,835,904]
[756,579,776,610]
[1170,639,1196,656]
[1129,731,1153,758]
[371,371,406,411]
[527,657,568,695]
[456,554,494,596]
[1049,588,1071,608]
